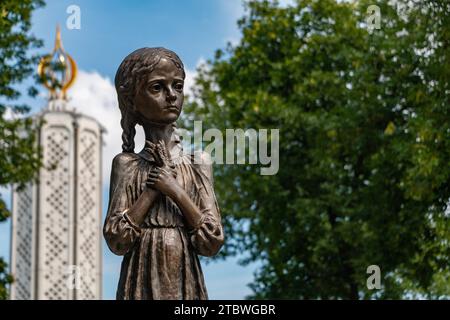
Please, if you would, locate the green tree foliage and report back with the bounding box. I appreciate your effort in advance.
[0,0,45,299]
[184,0,450,299]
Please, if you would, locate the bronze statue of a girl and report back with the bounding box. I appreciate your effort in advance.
[103,47,224,300]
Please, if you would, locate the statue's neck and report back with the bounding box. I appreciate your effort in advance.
[142,122,174,146]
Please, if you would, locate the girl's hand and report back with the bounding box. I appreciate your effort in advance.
[146,166,180,198]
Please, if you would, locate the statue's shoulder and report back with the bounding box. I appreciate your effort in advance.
[112,152,139,168]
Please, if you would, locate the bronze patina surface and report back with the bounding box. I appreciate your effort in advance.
[103,48,224,300]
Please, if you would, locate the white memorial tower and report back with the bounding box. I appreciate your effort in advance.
[10,27,103,300]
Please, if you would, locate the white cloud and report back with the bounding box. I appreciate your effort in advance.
[3,107,14,120]
[184,67,198,99]
[184,57,205,102]
[279,0,296,7]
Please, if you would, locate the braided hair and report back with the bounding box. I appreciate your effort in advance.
[115,47,185,153]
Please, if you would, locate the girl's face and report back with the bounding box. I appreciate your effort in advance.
[134,57,184,125]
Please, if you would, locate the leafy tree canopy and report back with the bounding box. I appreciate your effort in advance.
[184,0,450,299]
[0,0,45,299]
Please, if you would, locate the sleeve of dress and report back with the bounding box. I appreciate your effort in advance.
[189,152,225,257]
[103,153,141,256]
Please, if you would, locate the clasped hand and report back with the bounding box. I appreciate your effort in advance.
[146,140,179,198]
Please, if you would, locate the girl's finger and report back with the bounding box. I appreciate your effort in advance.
[149,172,159,179]
[149,170,160,179]
[160,168,171,176]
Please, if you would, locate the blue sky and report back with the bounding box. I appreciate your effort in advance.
[0,0,264,300]
[32,0,243,79]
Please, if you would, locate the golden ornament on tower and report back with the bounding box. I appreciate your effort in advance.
[38,25,77,100]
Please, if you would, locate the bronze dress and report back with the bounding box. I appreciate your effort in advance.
[103,137,224,300]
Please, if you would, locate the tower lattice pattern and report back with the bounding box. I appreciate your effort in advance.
[39,126,72,299]
[12,183,34,300]
[76,129,100,299]
[10,111,102,300]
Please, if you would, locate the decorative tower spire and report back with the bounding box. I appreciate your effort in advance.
[38,25,77,105]
[11,24,103,301]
